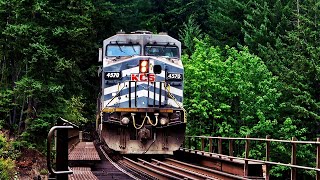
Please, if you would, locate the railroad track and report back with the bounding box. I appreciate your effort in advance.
[69,141,156,179]
[97,144,155,180]
[121,156,253,180]
[68,141,264,179]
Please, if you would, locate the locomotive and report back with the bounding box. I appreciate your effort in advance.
[97,31,186,154]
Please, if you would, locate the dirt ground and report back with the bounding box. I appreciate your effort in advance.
[16,148,48,180]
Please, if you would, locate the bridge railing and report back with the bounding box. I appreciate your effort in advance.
[183,135,320,180]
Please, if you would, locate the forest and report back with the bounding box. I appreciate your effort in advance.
[0,0,319,179]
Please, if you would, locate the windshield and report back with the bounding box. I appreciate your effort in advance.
[145,45,179,57]
[106,45,141,56]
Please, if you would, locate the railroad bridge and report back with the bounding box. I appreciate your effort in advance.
[47,118,320,180]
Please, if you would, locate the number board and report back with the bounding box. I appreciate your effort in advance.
[166,72,183,81]
[105,72,121,80]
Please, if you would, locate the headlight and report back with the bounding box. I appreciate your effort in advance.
[121,117,130,125]
[160,117,169,125]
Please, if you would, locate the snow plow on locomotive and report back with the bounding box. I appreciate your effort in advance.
[97,31,186,154]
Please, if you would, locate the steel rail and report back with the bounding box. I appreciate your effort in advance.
[164,158,251,180]
[99,146,139,179]
[123,157,180,180]
[137,158,198,180]
[150,158,217,180]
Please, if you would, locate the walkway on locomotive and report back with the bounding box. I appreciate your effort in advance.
[101,33,184,110]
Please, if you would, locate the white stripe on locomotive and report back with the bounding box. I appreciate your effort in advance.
[104,80,183,95]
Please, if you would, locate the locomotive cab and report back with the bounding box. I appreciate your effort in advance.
[97,31,186,154]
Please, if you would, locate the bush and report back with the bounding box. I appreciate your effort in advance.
[0,158,15,180]
[40,168,48,175]
[0,133,16,180]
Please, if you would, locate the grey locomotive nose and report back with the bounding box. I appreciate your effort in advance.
[98,31,185,154]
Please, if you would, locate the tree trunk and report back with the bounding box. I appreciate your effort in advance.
[9,55,16,126]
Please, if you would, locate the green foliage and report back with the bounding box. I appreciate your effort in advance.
[40,168,48,175]
[184,39,282,138]
[0,158,15,180]
[0,134,5,151]
[0,0,98,149]
[23,118,49,141]
[0,133,20,160]
[207,0,246,47]
[241,0,320,140]
[0,89,14,124]
[182,39,315,178]
[0,133,16,179]
[63,96,88,125]
[179,16,203,55]
[14,77,42,98]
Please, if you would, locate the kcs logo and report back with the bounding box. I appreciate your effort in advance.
[131,73,155,82]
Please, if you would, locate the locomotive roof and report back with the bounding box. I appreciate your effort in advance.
[103,32,181,49]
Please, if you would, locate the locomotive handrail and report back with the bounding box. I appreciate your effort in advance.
[105,84,126,107]
[47,126,74,175]
[165,83,187,123]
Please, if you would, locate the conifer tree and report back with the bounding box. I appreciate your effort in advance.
[207,0,246,47]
